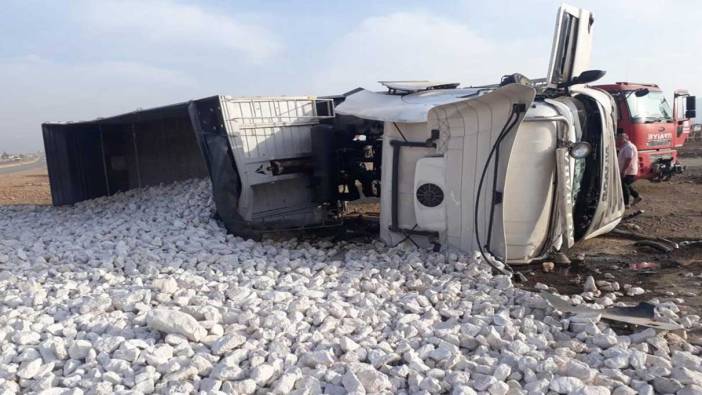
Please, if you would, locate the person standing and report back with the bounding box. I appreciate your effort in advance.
[616,133,641,208]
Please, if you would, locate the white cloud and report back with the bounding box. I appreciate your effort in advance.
[79,0,281,63]
[311,4,702,104]
[311,12,547,94]
[3,2,701,152]
[0,56,199,151]
[0,1,284,152]
[586,0,702,101]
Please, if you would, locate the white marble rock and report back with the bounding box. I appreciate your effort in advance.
[146,309,207,341]
[0,179,694,394]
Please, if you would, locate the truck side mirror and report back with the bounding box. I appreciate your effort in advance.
[635,88,650,97]
[559,70,606,88]
[686,96,696,119]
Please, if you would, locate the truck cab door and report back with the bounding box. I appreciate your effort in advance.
[547,4,594,89]
[673,90,694,146]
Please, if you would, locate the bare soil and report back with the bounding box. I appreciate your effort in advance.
[0,164,51,205]
[521,140,702,319]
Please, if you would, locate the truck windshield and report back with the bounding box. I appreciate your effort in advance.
[625,91,673,122]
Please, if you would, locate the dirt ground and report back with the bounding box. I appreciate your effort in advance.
[1,143,701,317]
[0,163,51,205]
[521,140,702,319]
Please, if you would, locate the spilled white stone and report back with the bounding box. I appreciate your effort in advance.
[0,179,696,394]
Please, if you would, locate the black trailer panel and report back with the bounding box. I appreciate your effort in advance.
[42,101,209,206]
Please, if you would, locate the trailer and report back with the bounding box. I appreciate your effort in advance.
[41,4,624,265]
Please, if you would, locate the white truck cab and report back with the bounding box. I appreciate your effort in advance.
[334,4,624,264]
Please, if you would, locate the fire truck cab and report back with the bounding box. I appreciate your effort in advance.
[595,82,696,181]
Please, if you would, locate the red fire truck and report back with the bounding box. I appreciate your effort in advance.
[595,82,696,181]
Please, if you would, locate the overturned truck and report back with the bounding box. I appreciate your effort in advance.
[42,5,624,265]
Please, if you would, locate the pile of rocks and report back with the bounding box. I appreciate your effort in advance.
[1,179,700,394]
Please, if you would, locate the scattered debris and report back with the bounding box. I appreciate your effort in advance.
[542,261,555,273]
[541,292,684,331]
[626,287,646,296]
[551,252,572,265]
[634,240,673,253]
[596,280,620,292]
[611,228,679,250]
[583,275,598,293]
[621,209,645,221]
[617,222,642,232]
[629,261,658,271]
[679,240,702,248]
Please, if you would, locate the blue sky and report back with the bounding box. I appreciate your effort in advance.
[1,0,701,152]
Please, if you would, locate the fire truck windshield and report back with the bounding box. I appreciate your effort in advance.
[625,91,673,122]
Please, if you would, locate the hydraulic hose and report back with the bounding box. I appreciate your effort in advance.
[473,103,526,276]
